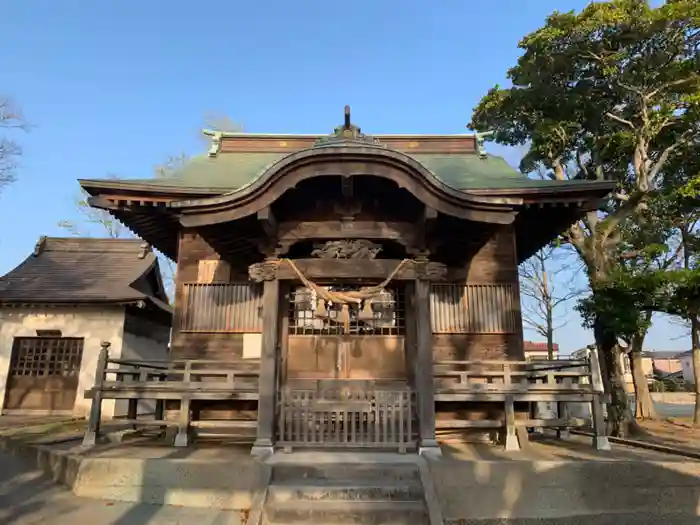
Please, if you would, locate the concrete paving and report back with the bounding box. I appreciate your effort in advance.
[456,514,700,524]
[0,451,243,525]
[2,417,700,524]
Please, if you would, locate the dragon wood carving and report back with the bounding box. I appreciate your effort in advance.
[311,240,382,259]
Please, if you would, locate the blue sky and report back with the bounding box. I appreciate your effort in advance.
[0,0,686,354]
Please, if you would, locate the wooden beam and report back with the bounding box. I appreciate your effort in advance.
[340,176,354,199]
[417,206,438,251]
[250,258,450,282]
[257,207,277,238]
[277,220,417,245]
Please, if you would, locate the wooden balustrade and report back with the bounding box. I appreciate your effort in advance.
[82,341,261,448]
[434,359,599,399]
[432,350,609,451]
[82,343,609,453]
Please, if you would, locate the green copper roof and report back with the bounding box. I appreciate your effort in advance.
[118,150,588,192]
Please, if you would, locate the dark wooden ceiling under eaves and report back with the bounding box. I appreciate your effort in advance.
[98,174,606,267]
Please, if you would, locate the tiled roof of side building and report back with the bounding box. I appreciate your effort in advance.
[84,150,604,193]
[0,237,171,313]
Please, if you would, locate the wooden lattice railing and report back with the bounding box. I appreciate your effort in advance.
[277,384,415,453]
[432,348,610,451]
[82,341,261,448]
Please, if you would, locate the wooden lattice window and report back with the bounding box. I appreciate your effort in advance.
[9,337,84,378]
[430,283,518,334]
[288,285,406,336]
[180,282,263,332]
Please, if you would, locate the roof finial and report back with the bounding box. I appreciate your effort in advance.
[33,236,47,257]
[344,105,351,130]
[138,242,152,259]
[475,130,494,159]
[314,106,383,147]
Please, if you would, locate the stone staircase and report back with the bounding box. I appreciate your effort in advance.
[261,455,433,525]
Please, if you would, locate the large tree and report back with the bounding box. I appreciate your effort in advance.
[0,97,30,193]
[650,151,700,423]
[576,205,680,421]
[469,0,700,435]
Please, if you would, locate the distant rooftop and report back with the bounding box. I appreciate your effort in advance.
[0,237,171,313]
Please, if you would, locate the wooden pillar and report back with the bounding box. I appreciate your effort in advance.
[414,278,440,455]
[404,281,417,386]
[504,394,519,451]
[174,397,191,447]
[589,346,611,451]
[82,341,110,447]
[252,277,281,457]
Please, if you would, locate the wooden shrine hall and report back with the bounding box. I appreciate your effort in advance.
[79,107,614,454]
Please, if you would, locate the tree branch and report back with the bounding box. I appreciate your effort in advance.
[647,76,699,100]
[606,112,635,129]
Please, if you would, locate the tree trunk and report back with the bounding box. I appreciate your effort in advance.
[629,335,656,420]
[594,316,633,437]
[546,309,555,360]
[691,316,700,427]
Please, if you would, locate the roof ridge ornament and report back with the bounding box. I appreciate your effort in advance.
[138,242,152,259]
[314,105,383,147]
[474,130,494,159]
[207,131,223,157]
[33,236,48,257]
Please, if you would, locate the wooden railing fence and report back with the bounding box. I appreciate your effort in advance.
[277,384,415,452]
[432,348,609,451]
[82,341,261,448]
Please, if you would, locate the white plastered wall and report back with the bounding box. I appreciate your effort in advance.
[120,316,171,414]
[0,306,127,418]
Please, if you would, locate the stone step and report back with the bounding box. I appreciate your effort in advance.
[263,500,428,525]
[271,463,421,484]
[268,482,424,502]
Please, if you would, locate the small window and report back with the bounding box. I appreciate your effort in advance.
[9,337,83,378]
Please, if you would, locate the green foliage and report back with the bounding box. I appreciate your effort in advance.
[577,264,700,337]
[469,0,700,188]
[472,0,700,359]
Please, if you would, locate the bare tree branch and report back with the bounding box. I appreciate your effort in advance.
[0,97,30,192]
[606,112,635,129]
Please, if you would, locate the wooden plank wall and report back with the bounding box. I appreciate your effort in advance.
[432,224,524,361]
[171,230,257,360]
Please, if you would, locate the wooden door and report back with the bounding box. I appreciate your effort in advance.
[284,285,406,385]
[4,337,84,412]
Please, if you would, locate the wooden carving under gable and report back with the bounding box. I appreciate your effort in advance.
[248,260,279,282]
[311,240,382,260]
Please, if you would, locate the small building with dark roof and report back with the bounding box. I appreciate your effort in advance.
[0,237,172,417]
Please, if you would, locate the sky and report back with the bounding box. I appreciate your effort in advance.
[0,0,688,355]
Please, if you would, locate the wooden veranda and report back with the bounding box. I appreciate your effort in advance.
[83,341,609,452]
